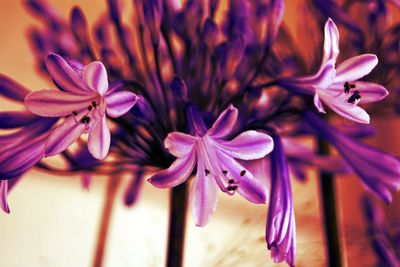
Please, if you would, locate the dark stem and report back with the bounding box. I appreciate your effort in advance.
[318,139,342,267]
[166,182,188,267]
[92,176,121,267]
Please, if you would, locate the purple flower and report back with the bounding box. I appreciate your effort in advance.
[306,111,400,203]
[25,53,139,160]
[267,136,296,267]
[148,105,274,226]
[279,18,388,124]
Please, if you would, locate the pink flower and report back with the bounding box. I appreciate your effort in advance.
[148,105,274,226]
[25,53,139,159]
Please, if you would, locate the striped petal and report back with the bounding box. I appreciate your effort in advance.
[334,54,378,83]
[207,104,238,139]
[88,116,111,160]
[105,91,139,118]
[164,132,198,157]
[83,61,109,95]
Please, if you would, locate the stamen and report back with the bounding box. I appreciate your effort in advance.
[228,179,235,184]
[347,90,361,103]
[72,111,78,116]
[343,82,356,93]
[92,101,97,107]
[205,169,210,176]
[88,105,93,111]
[222,170,228,175]
[240,170,246,176]
[227,185,238,192]
[80,116,91,124]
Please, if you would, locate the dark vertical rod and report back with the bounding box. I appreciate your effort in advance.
[166,182,188,267]
[318,139,342,267]
[92,177,120,267]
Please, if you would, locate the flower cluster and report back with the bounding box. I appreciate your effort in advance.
[1,0,400,266]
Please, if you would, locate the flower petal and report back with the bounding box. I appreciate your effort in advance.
[191,155,219,226]
[45,116,85,156]
[334,54,378,83]
[83,61,109,95]
[186,105,207,136]
[88,116,111,160]
[46,53,91,94]
[216,130,274,160]
[0,180,10,213]
[164,132,198,157]
[0,111,38,129]
[148,151,196,188]
[216,151,267,204]
[325,100,370,124]
[0,74,31,102]
[313,93,326,113]
[354,82,388,104]
[322,18,340,64]
[207,104,238,139]
[105,91,139,118]
[25,90,97,117]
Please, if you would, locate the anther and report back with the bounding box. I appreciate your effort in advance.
[347,90,361,103]
[205,169,210,176]
[92,101,97,107]
[80,116,91,124]
[72,111,78,116]
[240,170,246,176]
[228,179,235,184]
[222,170,228,175]
[227,185,238,191]
[343,82,356,93]
[88,105,93,111]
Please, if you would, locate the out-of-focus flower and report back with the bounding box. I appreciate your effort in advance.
[278,19,388,124]
[306,111,400,203]
[149,104,273,226]
[25,53,139,159]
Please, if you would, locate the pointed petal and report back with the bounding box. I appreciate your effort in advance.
[148,151,196,188]
[83,61,109,95]
[45,116,85,156]
[46,53,91,94]
[217,151,267,204]
[164,132,198,157]
[191,155,219,226]
[355,82,388,104]
[25,90,97,117]
[0,181,10,213]
[334,54,378,83]
[88,116,110,160]
[313,93,326,113]
[322,18,340,64]
[186,105,207,136]
[216,131,274,160]
[105,91,139,118]
[207,104,238,139]
[326,100,370,124]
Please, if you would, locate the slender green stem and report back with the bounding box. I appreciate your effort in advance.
[166,182,188,267]
[92,177,120,267]
[318,139,342,267]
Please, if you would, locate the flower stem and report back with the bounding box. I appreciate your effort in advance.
[318,139,342,267]
[92,176,120,267]
[166,182,188,267]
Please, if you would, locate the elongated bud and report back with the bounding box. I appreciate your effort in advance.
[70,6,89,44]
[124,170,144,206]
[170,76,188,100]
[143,0,162,46]
[202,18,219,51]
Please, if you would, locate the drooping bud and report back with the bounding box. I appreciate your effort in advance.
[170,76,188,100]
[143,0,162,46]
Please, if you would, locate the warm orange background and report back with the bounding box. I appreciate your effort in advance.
[0,1,399,267]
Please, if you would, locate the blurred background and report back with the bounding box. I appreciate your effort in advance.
[0,1,399,266]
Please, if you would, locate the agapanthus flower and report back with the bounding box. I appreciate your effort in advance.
[149,105,273,226]
[278,18,388,124]
[25,53,139,159]
[306,111,400,203]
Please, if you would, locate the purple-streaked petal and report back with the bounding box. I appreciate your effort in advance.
[0,134,46,179]
[0,74,31,101]
[296,59,336,90]
[322,18,340,64]
[46,53,92,94]
[216,130,274,160]
[186,105,207,136]
[191,155,218,227]
[164,132,198,157]
[324,99,370,124]
[88,116,110,160]
[216,151,267,203]
[148,151,196,188]
[313,93,326,113]
[25,90,97,117]
[83,61,109,95]
[354,82,388,104]
[207,104,238,139]
[334,54,378,83]
[0,111,38,129]
[105,91,139,118]
[0,180,10,213]
[45,116,85,156]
